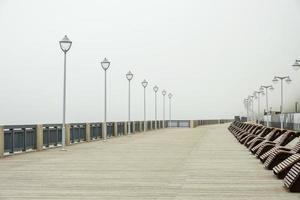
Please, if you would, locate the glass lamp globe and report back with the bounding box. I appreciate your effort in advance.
[272,77,279,84]
[126,71,133,81]
[101,58,110,70]
[162,90,167,95]
[153,85,159,92]
[59,35,72,53]
[259,87,264,92]
[292,60,300,71]
[286,77,292,84]
[142,79,148,88]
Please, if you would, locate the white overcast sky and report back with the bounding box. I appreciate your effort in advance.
[1,0,300,125]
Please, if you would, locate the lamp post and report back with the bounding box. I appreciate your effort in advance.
[272,76,292,129]
[162,90,167,127]
[101,58,110,141]
[153,85,159,129]
[59,35,72,150]
[126,71,133,134]
[168,93,173,128]
[253,90,264,123]
[260,85,274,127]
[248,95,255,122]
[142,79,148,132]
[243,99,249,121]
[272,76,292,113]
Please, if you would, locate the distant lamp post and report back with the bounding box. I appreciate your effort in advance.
[272,76,292,113]
[162,90,167,127]
[243,98,249,121]
[153,85,159,129]
[142,79,148,132]
[253,90,264,123]
[248,95,255,122]
[59,35,72,150]
[126,71,134,134]
[101,58,110,140]
[168,93,173,128]
[272,76,291,129]
[260,85,274,127]
[292,60,300,71]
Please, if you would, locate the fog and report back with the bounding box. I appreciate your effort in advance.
[1,0,300,125]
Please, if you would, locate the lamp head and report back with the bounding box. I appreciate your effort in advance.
[59,35,72,53]
[168,93,173,99]
[162,90,167,96]
[141,79,148,88]
[259,86,264,92]
[253,91,257,98]
[101,57,110,70]
[286,76,292,84]
[292,60,300,71]
[272,77,279,84]
[126,71,133,81]
[153,85,159,92]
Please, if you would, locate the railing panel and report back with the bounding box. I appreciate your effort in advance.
[3,126,37,154]
[43,126,62,147]
[117,122,124,136]
[90,123,102,139]
[107,123,114,138]
[4,130,12,153]
[79,126,86,141]
[147,121,151,130]
[14,130,24,152]
[25,129,36,149]
[135,122,140,132]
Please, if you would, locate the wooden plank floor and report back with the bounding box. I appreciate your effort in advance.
[0,124,299,199]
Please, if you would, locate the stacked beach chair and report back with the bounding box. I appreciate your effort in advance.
[228,121,300,192]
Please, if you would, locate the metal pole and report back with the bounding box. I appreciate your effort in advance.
[128,81,131,134]
[266,88,269,127]
[246,102,249,121]
[252,99,254,122]
[155,92,157,129]
[281,79,283,113]
[163,95,165,127]
[258,93,260,123]
[144,87,146,132]
[103,70,107,140]
[62,52,67,150]
[169,98,171,128]
[280,79,283,129]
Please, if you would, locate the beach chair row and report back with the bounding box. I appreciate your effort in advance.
[228,121,300,192]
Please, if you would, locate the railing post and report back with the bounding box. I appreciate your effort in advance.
[65,124,71,145]
[85,123,91,142]
[190,120,194,128]
[144,121,147,132]
[0,126,4,158]
[101,123,106,139]
[124,122,128,135]
[36,124,43,151]
[132,122,135,133]
[113,122,118,137]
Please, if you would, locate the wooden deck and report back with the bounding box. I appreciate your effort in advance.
[0,124,299,199]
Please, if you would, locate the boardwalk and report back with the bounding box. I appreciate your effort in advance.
[0,124,299,199]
